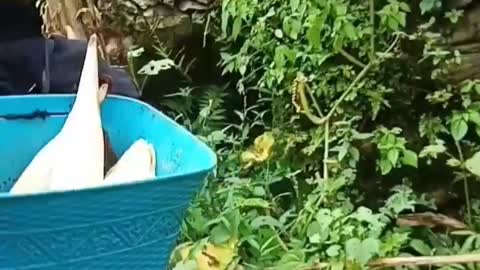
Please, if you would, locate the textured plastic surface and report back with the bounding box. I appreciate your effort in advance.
[0,94,216,269]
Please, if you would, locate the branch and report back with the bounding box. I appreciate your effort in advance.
[301,254,480,270]
[296,61,373,126]
[296,34,399,126]
[339,48,367,68]
[369,254,480,268]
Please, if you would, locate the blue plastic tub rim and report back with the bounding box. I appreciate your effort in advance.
[0,94,217,199]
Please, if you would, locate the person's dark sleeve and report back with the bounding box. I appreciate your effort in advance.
[0,38,45,95]
[0,37,139,98]
[48,38,140,98]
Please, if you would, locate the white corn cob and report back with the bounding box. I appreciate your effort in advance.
[102,139,156,186]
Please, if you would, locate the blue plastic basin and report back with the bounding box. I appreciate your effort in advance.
[0,94,216,269]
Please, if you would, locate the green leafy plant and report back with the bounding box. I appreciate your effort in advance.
[128,0,480,269]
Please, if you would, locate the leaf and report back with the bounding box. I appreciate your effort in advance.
[335,5,347,16]
[253,186,266,196]
[345,238,362,261]
[450,117,468,141]
[276,249,307,270]
[337,143,349,161]
[187,208,209,234]
[469,110,480,126]
[349,147,360,162]
[460,235,479,253]
[128,47,144,58]
[239,198,270,208]
[331,262,345,270]
[446,158,461,167]
[208,130,226,143]
[221,4,230,34]
[419,143,446,159]
[343,22,357,40]
[251,216,281,229]
[410,239,432,255]
[346,238,379,265]
[399,2,411,12]
[387,148,400,166]
[358,238,380,265]
[309,233,321,244]
[387,16,399,30]
[420,0,441,14]
[385,189,417,215]
[326,245,342,257]
[401,149,418,168]
[307,17,322,48]
[138,59,175,75]
[351,206,375,223]
[465,151,480,177]
[379,158,393,175]
[274,46,287,67]
[274,29,284,38]
[307,221,327,244]
[290,0,299,12]
[232,17,242,40]
[288,19,302,40]
[210,224,231,245]
[172,260,197,270]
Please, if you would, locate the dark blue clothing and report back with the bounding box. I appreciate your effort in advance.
[0,37,139,98]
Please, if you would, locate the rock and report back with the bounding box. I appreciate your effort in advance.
[446,0,473,9]
[437,2,480,83]
[97,0,198,49]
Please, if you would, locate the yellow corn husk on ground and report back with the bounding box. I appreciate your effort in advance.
[175,238,238,270]
[240,132,275,169]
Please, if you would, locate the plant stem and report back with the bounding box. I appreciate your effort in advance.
[339,48,367,68]
[323,121,329,182]
[296,62,372,126]
[305,83,324,118]
[291,35,401,236]
[297,35,400,126]
[203,13,212,48]
[455,141,472,226]
[369,0,375,60]
[139,75,149,96]
[324,62,372,120]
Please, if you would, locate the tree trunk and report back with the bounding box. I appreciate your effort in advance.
[37,0,113,64]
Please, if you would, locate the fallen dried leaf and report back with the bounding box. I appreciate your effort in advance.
[396,212,467,230]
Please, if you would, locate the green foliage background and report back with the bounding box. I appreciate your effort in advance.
[129,0,480,269]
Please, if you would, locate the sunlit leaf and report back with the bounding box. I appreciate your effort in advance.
[410,239,432,255]
[401,149,418,168]
[450,117,468,141]
[138,59,175,75]
[465,151,480,177]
